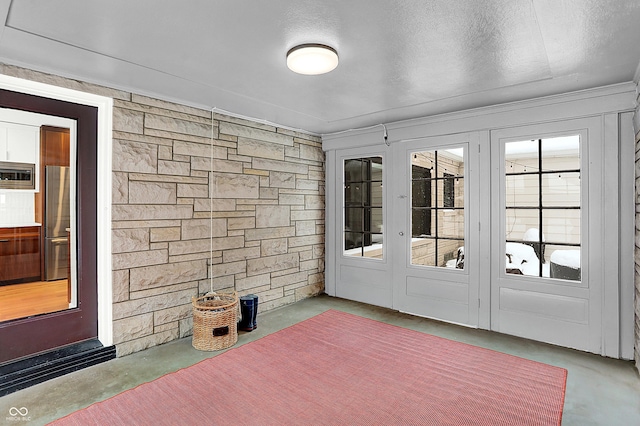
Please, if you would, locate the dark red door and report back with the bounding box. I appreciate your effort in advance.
[0,89,98,364]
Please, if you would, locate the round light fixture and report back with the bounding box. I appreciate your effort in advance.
[286,44,339,75]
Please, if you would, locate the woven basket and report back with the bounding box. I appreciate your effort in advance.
[192,292,238,351]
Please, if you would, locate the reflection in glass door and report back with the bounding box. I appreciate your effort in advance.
[344,156,384,259]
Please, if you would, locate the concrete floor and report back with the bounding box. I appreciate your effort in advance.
[1,294,639,425]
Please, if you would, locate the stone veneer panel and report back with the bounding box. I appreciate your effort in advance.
[1,64,325,359]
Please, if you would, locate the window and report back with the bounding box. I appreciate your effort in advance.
[411,149,465,268]
[343,157,383,258]
[505,136,581,281]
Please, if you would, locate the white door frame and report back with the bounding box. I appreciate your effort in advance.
[490,118,602,354]
[391,133,481,327]
[331,145,393,308]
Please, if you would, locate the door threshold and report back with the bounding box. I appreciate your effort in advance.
[0,339,116,396]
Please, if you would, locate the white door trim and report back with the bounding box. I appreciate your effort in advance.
[332,145,393,308]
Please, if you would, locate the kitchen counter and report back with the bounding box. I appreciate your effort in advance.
[0,223,41,227]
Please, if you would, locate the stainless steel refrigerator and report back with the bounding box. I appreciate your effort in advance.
[44,166,70,281]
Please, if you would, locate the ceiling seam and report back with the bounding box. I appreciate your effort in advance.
[0,26,323,136]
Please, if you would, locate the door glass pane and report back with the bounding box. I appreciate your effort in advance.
[344,159,363,182]
[344,208,363,232]
[411,147,465,268]
[437,176,465,208]
[505,174,539,207]
[370,207,383,232]
[438,210,464,239]
[542,172,580,207]
[545,244,581,281]
[541,136,580,170]
[411,238,436,267]
[344,156,383,258]
[504,136,580,281]
[542,209,580,245]
[506,208,539,241]
[0,121,76,322]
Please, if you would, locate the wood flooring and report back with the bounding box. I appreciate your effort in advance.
[0,280,70,322]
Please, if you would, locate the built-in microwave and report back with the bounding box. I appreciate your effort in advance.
[0,161,36,190]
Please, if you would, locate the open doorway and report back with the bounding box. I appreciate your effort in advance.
[0,111,77,323]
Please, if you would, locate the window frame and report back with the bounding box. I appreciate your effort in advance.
[342,155,384,259]
[501,130,586,286]
[410,148,466,269]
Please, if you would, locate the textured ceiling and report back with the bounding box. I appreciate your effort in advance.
[0,0,639,135]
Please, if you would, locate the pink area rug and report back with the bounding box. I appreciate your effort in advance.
[51,310,566,425]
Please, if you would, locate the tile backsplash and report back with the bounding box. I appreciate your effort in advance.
[0,191,36,225]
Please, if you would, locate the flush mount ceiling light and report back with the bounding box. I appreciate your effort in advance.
[286,44,339,75]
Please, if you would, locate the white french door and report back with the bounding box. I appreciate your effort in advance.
[332,117,608,354]
[489,118,603,353]
[391,133,481,327]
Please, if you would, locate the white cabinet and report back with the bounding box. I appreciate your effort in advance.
[0,121,39,163]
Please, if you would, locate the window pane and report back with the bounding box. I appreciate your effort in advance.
[505,140,538,161]
[542,172,580,208]
[436,176,464,208]
[504,136,581,282]
[343,156,383,260]
[439,239,464,268]
[370,207,383,233]
[541,136,580,170]
[363,234,383,259]
[345,207,363,232]
[542,209,580,245]
[506,174,539,207]
[370,181,383,207]
[344,232,361,252]
[344,183,362,206]
[371,159,383,181]
[506,208,539,241]
[411,237,435,267]
[411,179,433,207]
[344,159,363,182]
[412,208,431,237]
[411,147,465,269]
[358,183,370,206]
[438,210,464,239]
[505,241,544,277]
[546,244,581,281]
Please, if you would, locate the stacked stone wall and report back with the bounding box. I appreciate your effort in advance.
[0,65,325,357]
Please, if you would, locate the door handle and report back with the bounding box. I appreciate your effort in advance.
[50,237,68,244]
[399,232,404,236]
[0,239,9,242]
